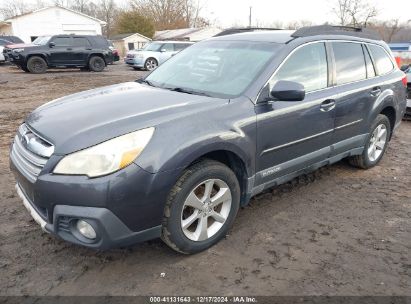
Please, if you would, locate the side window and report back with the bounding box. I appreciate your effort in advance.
[73,37,91,47]
[270,42,328,92]
[51,37,71,47]
[174,43,189,51]
[332,42,366,85]
[363,45,376,78]
[368,44,394,75]
[161,43,174,52]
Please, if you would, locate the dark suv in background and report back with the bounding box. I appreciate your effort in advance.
[3,34,113,73]
[10,26,407,254]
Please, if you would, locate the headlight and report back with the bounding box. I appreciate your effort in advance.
[13,48,24,53]
[53,127,154,177]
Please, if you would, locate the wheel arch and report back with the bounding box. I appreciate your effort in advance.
[379,106,396,140]
[175,147,252,206]
[88,53,106,65]
[26,53,48,65]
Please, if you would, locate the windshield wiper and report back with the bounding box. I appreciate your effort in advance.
[138,79,156,87]
[165,87,211,97]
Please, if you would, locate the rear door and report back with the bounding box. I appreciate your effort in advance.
[255,42,336,186]
[48,36,73,65]
[72,37,92,65]
[330,41,389,156]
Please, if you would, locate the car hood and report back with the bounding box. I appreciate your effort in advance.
[26,82,227,154]
[6,43,34,48]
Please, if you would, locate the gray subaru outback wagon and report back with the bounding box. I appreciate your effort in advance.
[10,26,407,254]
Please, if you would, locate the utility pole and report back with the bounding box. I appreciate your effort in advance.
[249,6,252,28]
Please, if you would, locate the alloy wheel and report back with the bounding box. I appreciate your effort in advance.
[181,179,232,242]
[367,124,387,162]
[146,59,157,71]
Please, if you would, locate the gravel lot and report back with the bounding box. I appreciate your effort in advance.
[0,63,410,296]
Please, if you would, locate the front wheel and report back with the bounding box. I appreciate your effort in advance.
[144,58,158,71]
[27,56,47,73]
[161,160,240,254]
[349,114,391,169]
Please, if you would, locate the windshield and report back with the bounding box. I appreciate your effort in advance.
[33,36,51,45]
[142,42,164,52]
[145,40,280,98]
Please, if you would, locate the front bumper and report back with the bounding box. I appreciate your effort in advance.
[10,152,179,250]
[125,57,144,68]
[16,183,161,249]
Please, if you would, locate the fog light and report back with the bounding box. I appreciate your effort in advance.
[76,220,96,240]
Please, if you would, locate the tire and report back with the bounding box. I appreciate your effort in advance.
[144,58,158,71]
[88,56,105,72]
[161,159,240,254]
[27,56,47,74]
[349,114,391,169]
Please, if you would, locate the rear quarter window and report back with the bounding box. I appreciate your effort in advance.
[368,44,394,75]
[332,42,366,85]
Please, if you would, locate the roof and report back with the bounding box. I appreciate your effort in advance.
[4,6,106,25]
[211,30,295,44]
[110,32,151,41]
[154,27,222,41]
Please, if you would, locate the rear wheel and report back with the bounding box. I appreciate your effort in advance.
[88,56,105,72]
[161,159,240,254]
[27,56,47,73]
[349,114,391,169]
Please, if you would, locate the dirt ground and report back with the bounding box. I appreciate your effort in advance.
[0,63,410,296]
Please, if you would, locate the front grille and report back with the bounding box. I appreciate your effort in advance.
[58,216,72,233]
[10,124,53,183]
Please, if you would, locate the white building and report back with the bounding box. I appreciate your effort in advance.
[110,33,152,57]
[0,6,106,43]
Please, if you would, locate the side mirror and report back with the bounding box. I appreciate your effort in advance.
[270,80,305,102]
[160,49,167,52]
[49,42,55,48]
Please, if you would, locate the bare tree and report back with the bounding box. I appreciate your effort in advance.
[332,0,378,27]
[131,0,207,30]
[370,19,407,43]
[0,0,33,19]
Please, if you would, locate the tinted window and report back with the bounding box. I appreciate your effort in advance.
[174,43,191,51]
[332,42,366,85]
[270,42,328,92]
[363,45,376,78]
[161,43,174,52]
[52,37,71,46]
[73,37,91,47]
[368,44,394,75]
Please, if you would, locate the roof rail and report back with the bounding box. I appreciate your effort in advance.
[214,27,283,37]
[291,25,380,40]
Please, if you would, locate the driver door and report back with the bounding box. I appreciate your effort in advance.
[48,36,73,65]
[158,43,175,64]
[255,42,336,186]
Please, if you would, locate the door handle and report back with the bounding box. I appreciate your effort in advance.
[320,99,336,112]
[66,48,73,50]
[370,87,381,97]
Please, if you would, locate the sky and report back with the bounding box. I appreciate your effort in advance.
[201,0,411,28]
[1,0,410,27]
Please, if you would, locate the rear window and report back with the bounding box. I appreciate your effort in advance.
[73,37,91,47]
[332,42,366,85]
[368,44,394,75]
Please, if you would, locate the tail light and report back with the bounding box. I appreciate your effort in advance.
[402,74,407,87]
